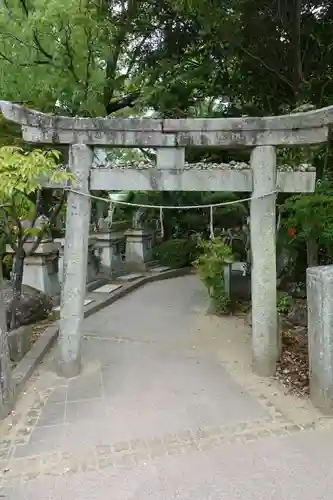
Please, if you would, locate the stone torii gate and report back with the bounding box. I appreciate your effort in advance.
[1,101,331,379]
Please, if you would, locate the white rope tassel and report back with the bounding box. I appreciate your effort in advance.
[159,206,164,239]
[209,205,215,240]
[108,202,115,229]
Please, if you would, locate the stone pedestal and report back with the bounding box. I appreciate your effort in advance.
[250,146,279,377]
[125,229,153,271]
[307,265,333,414]
[94,231,126,277]
[6,241,60,297]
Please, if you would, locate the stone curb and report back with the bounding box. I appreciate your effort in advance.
[10,266,192,405]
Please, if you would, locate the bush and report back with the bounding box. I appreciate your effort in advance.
[153,238,199,268]
[194,237,234,313]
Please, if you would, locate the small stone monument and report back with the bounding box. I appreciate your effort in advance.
[124,228,153,271]
[94,222,127,276]
[7,217,60,297]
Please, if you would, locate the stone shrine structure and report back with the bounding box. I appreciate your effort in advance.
[1,100,331,383]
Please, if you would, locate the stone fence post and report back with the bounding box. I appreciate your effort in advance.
[307,265,333,413]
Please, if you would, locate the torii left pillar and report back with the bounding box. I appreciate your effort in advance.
[56,144,92,378]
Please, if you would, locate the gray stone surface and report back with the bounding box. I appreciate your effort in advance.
[56,144,92,378]
[7,325,31,362]
[89,168,316,192]
[21,244,60,297]
[124,230,153,272]
[117,273,144,282]
[9,429,333,500]
[151,266,171,273]
[250,146,279,376]
[1,100,331,146]
[93,284,121,293]
[0,275,332,499]
[307,266,333,413]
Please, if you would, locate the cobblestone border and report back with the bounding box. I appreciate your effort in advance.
[0,375,329,489]
[0,408,322,487]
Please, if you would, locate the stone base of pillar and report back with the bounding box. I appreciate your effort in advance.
[6,241,60,297]
[124,229,153,272]
[56,355,82,379]
[307,265,333,414]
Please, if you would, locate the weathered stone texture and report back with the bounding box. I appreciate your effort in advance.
[250,146,279,376]
[307,265,333,413]
[1,101,332,146]
[56,144,92,378]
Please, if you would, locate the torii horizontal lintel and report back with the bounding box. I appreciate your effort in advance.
[1,100,332,147]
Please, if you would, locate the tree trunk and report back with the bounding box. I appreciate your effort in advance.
[10,250,25,330]
[0,263,14,419]
[307,237,318,268]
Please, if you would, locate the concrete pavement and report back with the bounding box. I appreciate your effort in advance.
[0,275,332,499]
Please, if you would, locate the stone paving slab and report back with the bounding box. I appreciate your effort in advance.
[151,266,171,273]
[117,273,144,282]
[1,275,332,498]
[93,284,122,293]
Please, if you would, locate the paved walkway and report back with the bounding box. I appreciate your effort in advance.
[1,275,333,499]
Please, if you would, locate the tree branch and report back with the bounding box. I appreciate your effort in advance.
[0,50,50,67]
[139,149,156,162]
[103,0,139,110]
[48,191,66,225]
[10,198,23,243]
[83,27,93,103]
[240,45,295,91]
[106,90,140,115]
[0,208,17,252]
[25,191,66,256]
[62,24,80,84]
[19,0,53,60]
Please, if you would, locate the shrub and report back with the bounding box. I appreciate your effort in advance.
[277,293,293,315]
[194,237,234,313]
[153,238,199,268]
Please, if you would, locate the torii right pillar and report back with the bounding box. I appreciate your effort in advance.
[250,146,279,376]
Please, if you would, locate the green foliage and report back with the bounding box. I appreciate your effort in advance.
[277,293,293,315]
[153,238,199,268]
[194,238,234,313]
[281,181,333,257]
[0,146,71,248]
[0,146,63,198]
